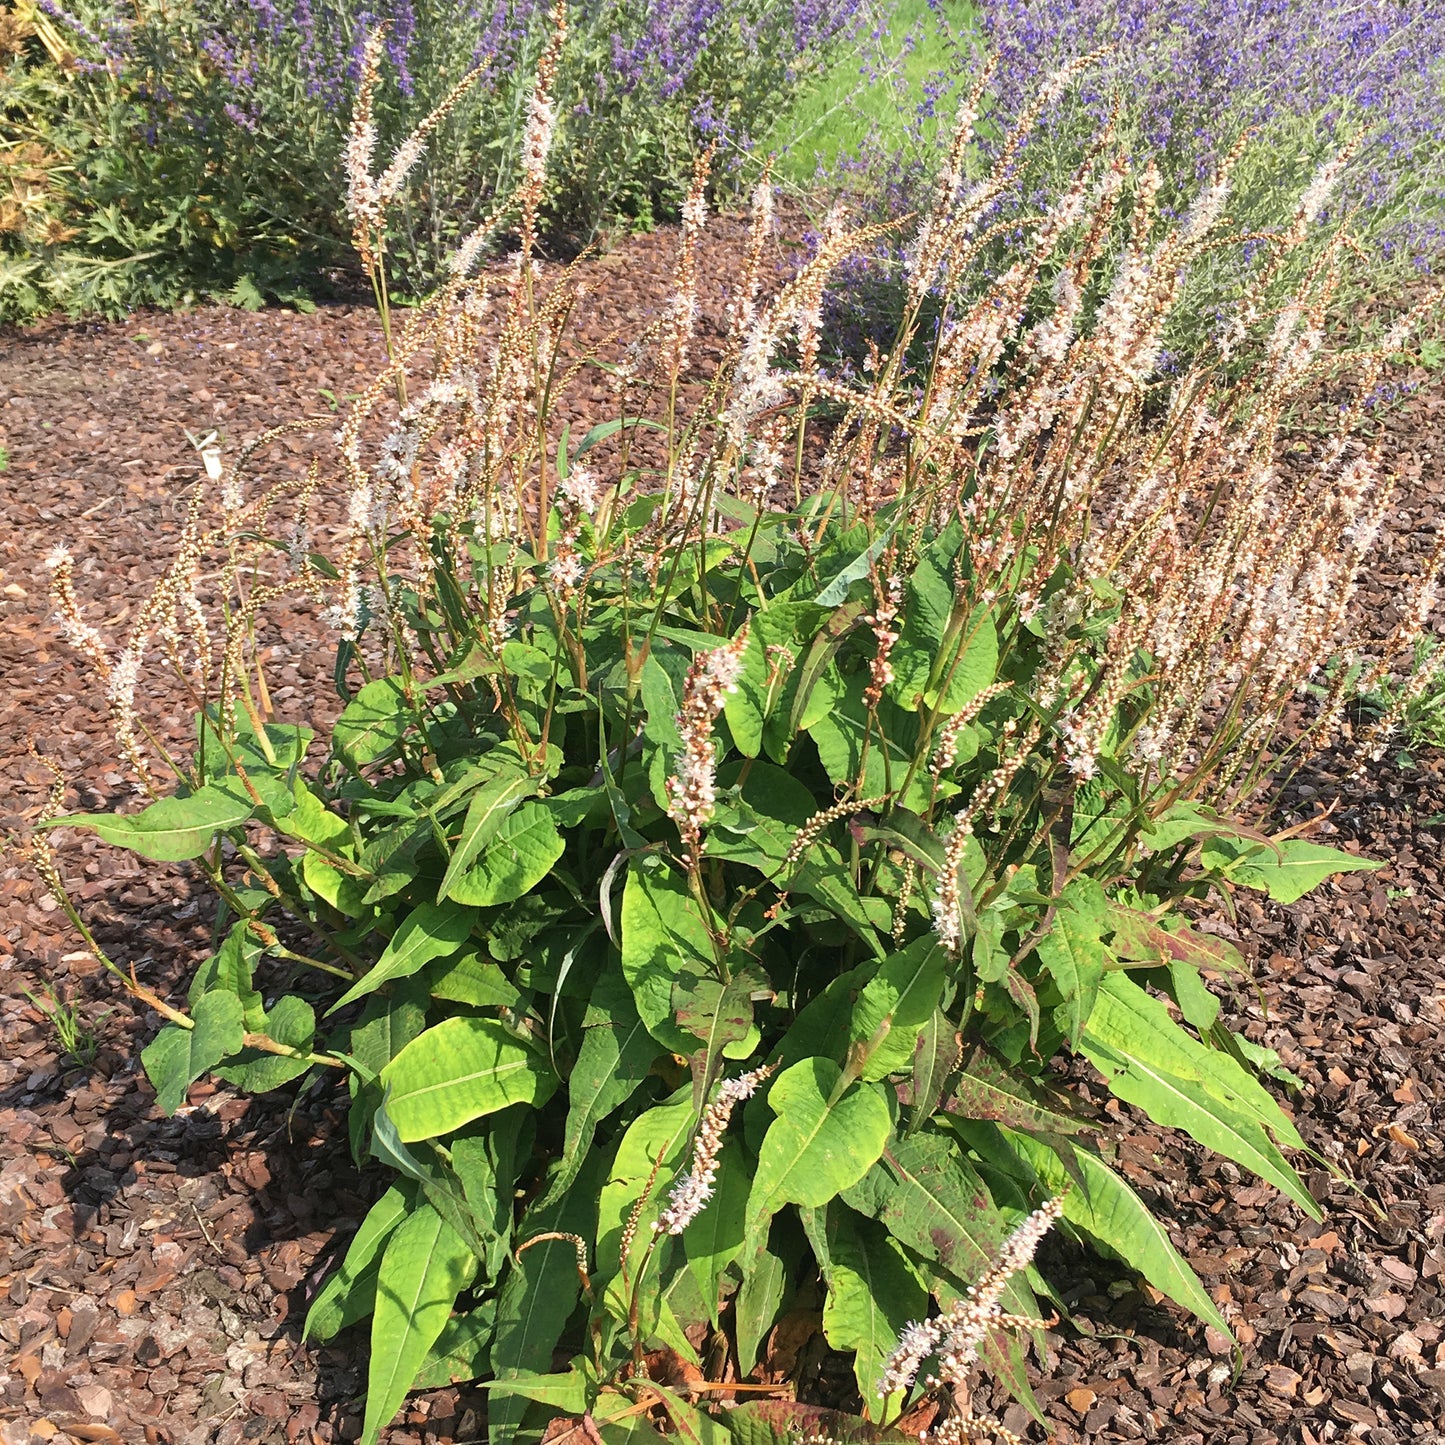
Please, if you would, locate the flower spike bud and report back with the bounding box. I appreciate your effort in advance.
[657,1065,775,1235]
[665,628,750,862]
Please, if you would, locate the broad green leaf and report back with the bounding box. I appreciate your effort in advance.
[843,1132,1037,1319]
[214,994,316,1093]
[424,949,525,1010]
[539,967,660,1209]
[381,1017,556,1141]
[1003,1129,1234,1341]
[1138,800,1251,854]
[844,1131,1041,1398]
[746,1059,892,1252]
[734,1238,788,1376]
[815,524,896,607]
[305,1185,411,1342]
[447,803,565,908]
[684,1137,749,1321]
[1034,882,1109,1048]
[349,976,431,1076]
[280,780,350,849]
[361,1203,475,1445]
[141,991,245,1115]
[188,920,266,1032]
[597,1093,695,1282]
[1085,973,1305,1146]
[1198,835,1382,905]
[334,676,411,767]
[56,785,254,861]
[849,937,948,1081]
[597,1414,670,1445]
[1108,906,1246,974]
[673,971,758,1064]
[946,1045,1092,1136]
[889,560,997,714]
[413,1304,495,1389]
[452,1131,522,1284]
[301,847,369,919]
[908,1009,960,1135]
[640,652,684,752]
[620,865,715,1052]
[489,1169,599,1445]
[331,900,478,1012]
[437,772,536,903]
[480,1371,590,1409]
[723,602,827,758]
[1080,975,1319,1217]
[820,1210,928,1418]
[807,675,921,805]
[1166,960,1222,1032]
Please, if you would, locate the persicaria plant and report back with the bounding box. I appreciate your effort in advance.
[26,27,1443,1445]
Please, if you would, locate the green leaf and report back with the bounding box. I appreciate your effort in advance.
[819,1210,928,1417]
[334,676,411,767]
[946,1045,1092,1136]
[815,524,897,607]
[424,949,525,1010]
[489,1173,598,1445]
[214,994,316,1093]
[908,1009,960,1135]
[1108,907,1246,974]
[56,785,254,861]
[620,865,715,1052]
[844,1131,1041,1397]
[281,780,350,849]
[1034,881,1109,1048]
[331,900,478,1012]
[141,991,245,1115]
[437,772,536,903]
[734,1238,788,1376]
[683,1137,749,1321]
[1198,836,1383,905]
[807,675,919,804]
[413,1305,495,1389]
[305,1185,411,1342]
[446,803,565,907]
[1137,800,1248,854]
[361,1203,475,1445]
[188,920,266,1032]
[481,1371,590,1409]
[381,1017,556,1141]
[597,1093,695,1283]
[673,970,758,1063]
[349,977,431,1076]
[843,1132,1037,1319]
[539,966,660,1210]
[723,602,827,758]
[1003,1129,1233,1341]
[1080,974,1319,1217]
[849,937,949,1081]
[745,1059,892,1252]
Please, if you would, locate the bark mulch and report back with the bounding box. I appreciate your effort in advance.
[1,219,1443,1445]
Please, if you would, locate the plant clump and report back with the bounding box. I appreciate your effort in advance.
[19,30,1445,1445]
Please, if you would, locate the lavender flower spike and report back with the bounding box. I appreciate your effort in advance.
[657,1064,774,1235]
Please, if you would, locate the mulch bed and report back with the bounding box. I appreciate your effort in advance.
[1,216,1443,1445]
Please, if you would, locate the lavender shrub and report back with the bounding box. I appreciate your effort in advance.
[813,0,1445,368]
[977,0,1445,270]
[15,0,865,316]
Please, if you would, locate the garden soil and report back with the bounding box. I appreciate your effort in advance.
[1,218,1443,1445]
